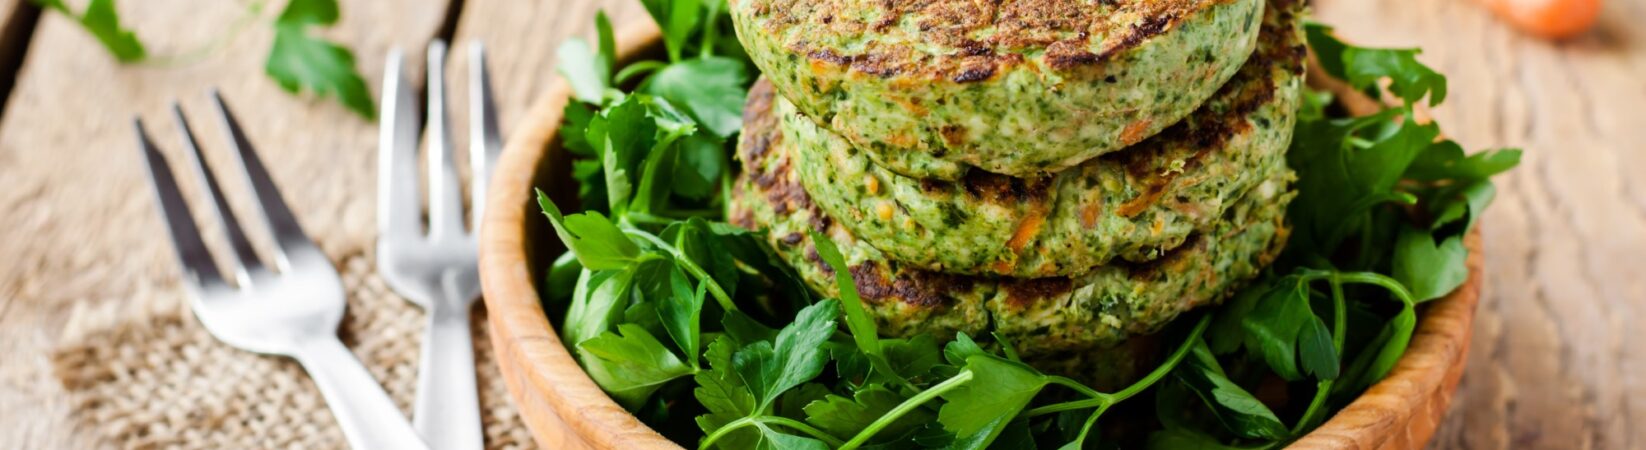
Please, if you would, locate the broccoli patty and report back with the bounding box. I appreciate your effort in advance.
[779,0,1305,277]
[729,82,1295,356]
[730,0,1263,179]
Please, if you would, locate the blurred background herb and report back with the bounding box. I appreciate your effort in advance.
[31,0,374,118]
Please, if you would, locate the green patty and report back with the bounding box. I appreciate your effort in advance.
[731,0,1263,180]
[778,1,1305,278]
[729,82,1296,357]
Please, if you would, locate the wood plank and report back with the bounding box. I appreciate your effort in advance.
[1310,0,1646,449]
[0,0,39,111]
[0,0,452,446]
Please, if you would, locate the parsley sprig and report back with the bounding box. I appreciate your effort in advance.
[36,0,376,118]
[538,7,1520,449]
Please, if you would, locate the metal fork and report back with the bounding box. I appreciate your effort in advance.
[136,93,428,450]
[377,40,498,450]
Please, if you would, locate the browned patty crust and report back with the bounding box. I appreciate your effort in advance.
[731,0,1265,179]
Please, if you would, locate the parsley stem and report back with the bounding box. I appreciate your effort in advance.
[1066,403,1111,447]
[1025,397,1103,417]
[1329,275,1349,352]
[838,370,975,450]
[1291,379,1334,436]
[1047,376,1110,401]
[1114,314,1210,401]
[1290,275,1350,435]
[1333,272,1418,306]
[698,416,843,449]
[622,228,738,313]
[614,60,668,85]
[699,0,722,59]
[145,0,267,67]
[1026,315,1209,418]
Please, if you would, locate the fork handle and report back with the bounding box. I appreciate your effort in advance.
[413,301,484,450]
[295,337,430,450]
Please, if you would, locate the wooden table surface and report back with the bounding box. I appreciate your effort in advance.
[0,0,1639,448]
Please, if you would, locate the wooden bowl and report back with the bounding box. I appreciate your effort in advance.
[478,21,1482,450]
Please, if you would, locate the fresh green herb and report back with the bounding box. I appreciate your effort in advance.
[644,57,750,137]
[803,385,932,444]
[34,0,146,62]
[265,0,376,119]
[38,0,374,118]
[557,11,617,104]
[579,323,694,409]
[537,9,1520,450]
[1174,340,1287,440]
[811,232,918,392]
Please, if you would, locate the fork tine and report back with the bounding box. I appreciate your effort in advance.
[209,90,313,268]
[173,103,262,284]
[468,42,501,231]
[135,118,227,289]
[426,40,465,238]
[380,48,425,240]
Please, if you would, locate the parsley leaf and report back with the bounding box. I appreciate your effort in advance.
[557,11,616,104]
[704,222,815,305]
[939,355,1048,442]
[1406,142,1522,182]
[1392,225,1469,302]
[733,299,839,410]
[544,251,583,308]
[34,0,147,62]
[943,332,989,367]
[803,385,930,443]
[696,337,759,448]
[658,266,706,368]
[644,57,749,137]
[537,190,641,270]
[1341,302,1416,393]
[881,334,943,382]
[561,101,598,156]
[1174,340,1288,440]
[811,231,918,389]
[1307,22,1446,106]
[722,309,778,346]
[577,323,694,409]
[562,267,634,348]
[675,218,740,298]
[1238,277,1310,380]
[1298,313,1341,380]
[671,132,728,200]
[586,96,659,215]
[636,0,702,62]
[265,0,374,119]
[1208,278,1273,355]
[749,422,830,450]
[1287,112,1437,254]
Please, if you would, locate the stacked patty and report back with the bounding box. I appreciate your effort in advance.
[729,0,1304,359]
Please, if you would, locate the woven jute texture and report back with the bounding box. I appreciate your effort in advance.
[49,252,538,449]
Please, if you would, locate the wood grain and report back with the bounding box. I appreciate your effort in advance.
[0,0,450,446]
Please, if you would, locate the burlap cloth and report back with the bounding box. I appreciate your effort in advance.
[48,252,539,449]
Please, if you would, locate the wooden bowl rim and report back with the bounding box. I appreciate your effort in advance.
[479,21,1480,450]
